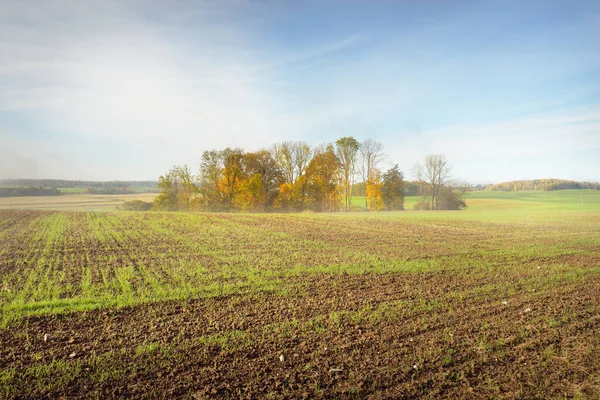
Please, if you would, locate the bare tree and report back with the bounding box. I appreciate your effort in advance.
[292,141,313,183]
[414,162,430,209]
[293,142,313,208]
[335,136,360,212]
[272,141,312,185]
[272,141,314,209]
[414,154,453,210]
[358,138,385,211]
[272,142,296,186]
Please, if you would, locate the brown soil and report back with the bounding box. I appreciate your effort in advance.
[2,271,599,399]
[1,210,599,399]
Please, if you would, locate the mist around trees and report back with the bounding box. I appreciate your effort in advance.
[413,154,468,210]
[153,137,468,212]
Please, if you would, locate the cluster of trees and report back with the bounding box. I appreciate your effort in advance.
[0,186,60,197]
[154,137,409,212]
[485,179,600,192]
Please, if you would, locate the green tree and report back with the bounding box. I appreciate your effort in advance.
[381,165,405,210]
[199,150,224,210]
[153,165,198,211]
[437,185,467,210]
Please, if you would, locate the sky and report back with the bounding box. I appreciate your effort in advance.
[1,0,599,183]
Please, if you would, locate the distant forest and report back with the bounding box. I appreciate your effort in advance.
[485,179,600,192]
[0,179,158,197]
[0,186,60,197]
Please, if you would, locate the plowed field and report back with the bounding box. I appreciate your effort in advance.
[1,209,599,399]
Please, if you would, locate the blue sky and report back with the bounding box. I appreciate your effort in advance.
[1,0,599,182]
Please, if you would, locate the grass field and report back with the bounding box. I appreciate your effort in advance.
[2,189,597,214]
[1,191,599,398]
[353,189,600,213]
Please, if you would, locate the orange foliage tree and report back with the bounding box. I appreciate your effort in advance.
[365,169,384,211]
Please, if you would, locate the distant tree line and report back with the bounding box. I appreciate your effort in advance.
[471,183,491,191]
[154,138,467,213]
[0,179,159,193]
[485,179,600,192]
[0,186,60,197]
[86,185,134,194]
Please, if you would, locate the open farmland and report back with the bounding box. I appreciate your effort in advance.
[0,193,157,211]
[1,195,600,398]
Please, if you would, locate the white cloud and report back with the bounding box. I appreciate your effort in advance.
[387,108,600,182]
[1,1,280,149]
[0,0,598,181]
[0,1,370,180]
